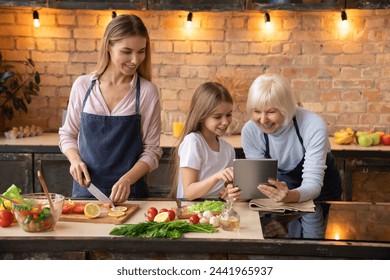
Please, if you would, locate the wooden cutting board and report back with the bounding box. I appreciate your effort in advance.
[59,202,139,224]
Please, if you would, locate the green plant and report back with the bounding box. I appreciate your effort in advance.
[0,51,40,120]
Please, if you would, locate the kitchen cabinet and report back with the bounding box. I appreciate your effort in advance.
[0,152,33,194]
[1,0,389,10]
[33,153,73,196]
[248,0,390,10]
[51,0,147,10]
[147,0,246,11]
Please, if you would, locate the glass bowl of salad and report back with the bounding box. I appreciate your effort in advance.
[12,193,65,232]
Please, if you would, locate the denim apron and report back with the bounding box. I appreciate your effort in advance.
[72,76,149,199]
[264,117,342,238]
[264,117,342,202]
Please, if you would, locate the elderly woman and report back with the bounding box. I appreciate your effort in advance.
[241,73,342,238]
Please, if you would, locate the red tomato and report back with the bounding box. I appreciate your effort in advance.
[147,207,158,216]
[189,214,200,224]
[62,203,73,214]
[146,207,158,221]
[72,203,85,214]
[159,208,168,213]
[167,210,176,221]
[0,210,14,227]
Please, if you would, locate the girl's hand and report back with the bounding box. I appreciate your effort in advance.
[258,178,289,203]
[69,158,90,187]
[219,182,241,200]
[215,167,234,183]
[110,177,132,203]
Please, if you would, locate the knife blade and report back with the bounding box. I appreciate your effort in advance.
[87,183,115,208]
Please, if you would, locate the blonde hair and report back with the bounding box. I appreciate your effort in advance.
[169,82,233,197]
[94,14,152,81]
[246,73,297,125]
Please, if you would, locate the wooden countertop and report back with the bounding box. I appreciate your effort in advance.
[0,200,263,240]
[1,200,389,259]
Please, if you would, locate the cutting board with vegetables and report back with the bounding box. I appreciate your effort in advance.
[59,202,139,224]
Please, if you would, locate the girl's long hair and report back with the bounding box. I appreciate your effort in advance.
[93,14,152,81]
[169,82,233,198]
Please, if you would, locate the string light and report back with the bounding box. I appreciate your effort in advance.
[264,12,271,30]
[33,10,40,28]
[186,12,193,29]
[340,0,349,28]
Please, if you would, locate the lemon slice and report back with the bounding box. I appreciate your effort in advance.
[84,203,101,219]
[108,211,126,218]
[111,206,127,212]
[153,212,170,223]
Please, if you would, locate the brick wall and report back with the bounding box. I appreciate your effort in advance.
[0,7,389,133]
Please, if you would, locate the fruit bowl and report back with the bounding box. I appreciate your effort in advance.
[12,193,65,232]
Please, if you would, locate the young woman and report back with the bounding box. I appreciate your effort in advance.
[59,14,162,203]
[241,73,342,238]
[172,82,241,201]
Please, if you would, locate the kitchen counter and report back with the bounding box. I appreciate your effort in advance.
[0,200,389,260]
[1,133,389,154]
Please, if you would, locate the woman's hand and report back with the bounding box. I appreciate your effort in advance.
[69,158,91,187]
[110,177,132,203]
[258,178,289,203]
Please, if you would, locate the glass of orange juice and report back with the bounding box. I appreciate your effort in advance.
[170,111,185,137]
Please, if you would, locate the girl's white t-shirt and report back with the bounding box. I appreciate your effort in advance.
[176,131,235,199]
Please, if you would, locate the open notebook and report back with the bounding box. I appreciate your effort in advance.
[249,198,316,213]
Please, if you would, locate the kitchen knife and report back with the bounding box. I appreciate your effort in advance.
[87,183,115,209]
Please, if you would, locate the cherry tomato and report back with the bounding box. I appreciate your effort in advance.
[167,209,176,221]
[62,204,73,214]
[72,203,85,214]
[189,214,200,224]
[146,207,158,221]
[147,207,158,216]
[159,208,168,213]
[0,209,14,227]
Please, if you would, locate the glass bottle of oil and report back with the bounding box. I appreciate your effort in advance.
[219,199,240,231]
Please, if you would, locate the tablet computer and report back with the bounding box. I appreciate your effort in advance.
[233,159,278,201]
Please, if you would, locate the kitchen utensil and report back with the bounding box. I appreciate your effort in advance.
[0,193,25,206]
[176,199,182,217]
[87,183,115,209]
[37,170,55,212]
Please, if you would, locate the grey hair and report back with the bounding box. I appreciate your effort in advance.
[246,73,297,125]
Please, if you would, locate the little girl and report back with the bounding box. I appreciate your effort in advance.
[171,82,241,200]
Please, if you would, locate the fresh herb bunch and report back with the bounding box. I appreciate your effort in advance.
[110,220,218,239]
[187,200,224,213]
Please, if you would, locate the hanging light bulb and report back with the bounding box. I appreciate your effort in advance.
[186,12,193,29]
[264,12,271,30]
[33,10,40,28]
[112,11,117,19]
[340,10,348,28]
